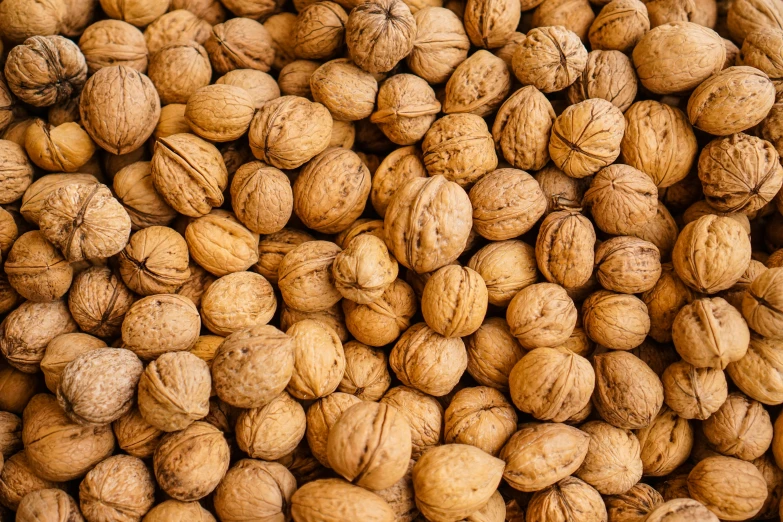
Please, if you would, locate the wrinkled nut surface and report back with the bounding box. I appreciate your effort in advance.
[567,49,638,113]
[512,26,587,94]
[645,498,719,522]
[345,0,416,74]
[702,392,772,461]
[506,283,577,350]
[526,476,606,522]
[743,267,783,338]
[687,456,767,520]
[583,290,651,350]
[291,478,396,522]
[15,489,83,522]
[422,113,497,188]
[79,454,156,522]
[235,391,306,461]
[200,271,276,336]
[332,234,398,304]
[214,459,297,522]
[119,226,190,296]
[575,420,643,495]
[406,7,470,84]
[286,319,345,400]
[592,351,664,429]
[443,386,517,456]
[662,361,728,420]
[605,483,664,522]
[5,230,73,302]
[635,406,693,477]
[122,294,201,360]
[672,297,750,369]
[278,240,342,313]
[584,164,658,236]
[185,84,255,142]
[421,265,487,338]
[185,211,259,277]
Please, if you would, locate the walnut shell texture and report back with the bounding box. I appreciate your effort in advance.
[79,455,155,522]
[593,351,664,429]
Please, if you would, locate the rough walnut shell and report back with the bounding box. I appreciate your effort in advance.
[492,86,555,171]
[467,240,538,307]
[285,319,345,400]
[380,386,443,459]
[235,391,306,461]
[373,73,440,145]
[370,146,427,217]
[112,407,163,460]
[672,297,750,369]
[68,266,134,339]
[278,240,342,312]
[278,60,320,99]
[345,0,416,74]
[200,271,276,336]
[406,7,470,85]
[306,392,362,467]
[214,459,296,522]
[204,17,275,74]
[4,230,73,302]
[148,42,212,106]
[595,236,661,294]
[443,386,517,456]
[422,113,497,187]
[113,162,177,230]
[589,0,650,52]
[78,19,148,74]
[583,290,651,350]
[605,483,664,522]
[339,341,391,401]
[593,351,664,429]
[184,84,255,142]
[332,234,398,304]
[635,406,693,477]
[121,294,201,360]
[566,50,638,113]
[0,0,64,45]
[743,267,783,338]
[585,164,658,235]
[727,0,783,43]
[687,456,767,520]
[535,209,596,289]
[526,476,606,522]
[118,226,190,295]
[575,420,643,495]
[421,265,487,338]
[0,140,35,205]
[185,211,259,276]
[0,451,62,511]
[19,173,97,225]
[464,0,520,48]
[0,411,22,458]
[739,28,783,80]
[143,500,217,522]
[727,334,783,404]
[662,361,728,420]
[511,26,587,94]
[506,283,577,350]
[343,278,418,346]
[291,479,396,522]
[254,228,314,284]
[464,317,525,392]
[702,392,772,461]
[442,50,510,117]
[79,455,155,522]
[216,69,280,109]
[15,489,82,522]
[293,2,347,60]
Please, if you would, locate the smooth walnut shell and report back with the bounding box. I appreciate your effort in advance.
[5,231,73,302]
[632,22,725,95]
[0,360,43,415]
[380,386,443,459]
[153,421,230,501]
[500,422,590,492]
[727,0,783,43]
[442,50,510,117]
[492,86,554,171]
[343,278,417,346]
[672,297,750,369]
[200,272,276,336]
[144,10,211,55]
[371,146,427,217]
[346,0,415,74]
[390,323,467,397]
[662,361,728,420]
[506,283,577,350]
[535,209,596,289]
[373,74,440,144]
[635,406,693,477]
[464,317,525,392]
[148,42,211,106]
[185,211,259,276]
[589,0,650,52]
[467,240,538,307]
[112,408,161,460]
[311,59,376,121]
[79,66,160,155]
[79,455,155,522]
[593,351,664,429]
[23,394,115,482]
[285,319,345,400]
[567,50,638,113]
[743,267,783,338]
[422,114,497,187]
[595,236,661,294]
[512,26,587,93]
[306,392,362,467]
[214,460,296,522]
[291,479,396,522]
[278,240,342,312]
[702,392,772,461]
[24,120,95,173]
[0,140,34,205]
[293,2,347,60]
[235,391,306,461]
[575,421,642,495]
[278,60,320,99]
[15,489,82,522]
[205,18,275,74]
[526,476,606,522]
[68,266,134,339]
[338,342,391,401]
[118,226,189,295]
[443,386,517,456]
[687,456,766,520]
[121,294,200,360]
[406,7,470,84]
[421,265,487,338]
[113,162,176,230]
[605,483,664,522]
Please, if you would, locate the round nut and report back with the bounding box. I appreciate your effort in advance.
[702,392,772,461]
[0,451,62,511]
[381,386,443,459]
[442,50,510,117]
[584,164,658,236]
[512,26,587,93]
[4,231,73,302]
[214,460,297,522]
[112,407,163,459]
[373,73,441,144]
[184,84,255,142]
[311,59,377,121]
[593,351,664,429]
[443,386,517,456]
[567,50,639,112]
[339,342,391,401]
[294,2,348,60]
[589,0,650,52]
[535,209,596,289]
[662,361,728,420]
[1,300,78,373]
[468,240,539,308]
[122,294,200,360]
[422,113,497,187]
[148,42,212,105]
[343,278,418,347]
[672,297,750,369]
[605,483,665,522]
[286,319,345,400]
[575,420,643,495]
[278,240,342,313]
[253,228,314,284]
[526,476,605,522]
[492,86,555,171]
[118,226,190,296]
[201,272,276,336]
[583,290,651,350]
[185,211,259,277]
[421,265,487,338]
[506,283,577,350]
[113,161,177,229]
[204,18,275,74]
[370,146,427,217]
[235,391,306,460]
[79,455,156,522]
[636,406,693,477]
[16,489,81,522]
[345,0,416,74]
[743,267,783,338]
[406,7,470,84]
[291,479,396,522]
[216,69,280,109]
[595,236,662,294]
[24,120,95,173]
[687,456,767,520]
[464,317,525,392]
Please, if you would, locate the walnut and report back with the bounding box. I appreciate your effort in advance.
[254,228,314,284]
[526,476,606,522]
[377,388,441,461]
[117,226,189,296]
[469,169,547,241]
[0,361,43,415]
[585,165,658,236]
[40,334,104,394]
[334,218,385,249]
[645,498,717,521]
[375,463,418,522]
[493,31,525,69]
[512,26,587,93]
[422,115,496,187]
[702,392,772,462]
[727,0,783,43]
[188,335,223,367]
[370,147,426,217]
[688,66,776,136]
[467,241,536,307]
[153,421,230,501]
[574,421,642,495]
[346,0,416,74]
[743,267,783,338]
[291,479,396,522]
[343,278,418,346]
[228,164,292,236]
[0,412,22,457]
[113,163,176,229]
[46,95,81,127]
[442,51,510,118]
[535,209,596,289]
[593,351,664,429]
[112,407,163,459]
[331,234,398,305]
[506,283,577,349]
[200,272,277,337]
[278,60,320,99]
[222,0,281,18]
[389,323,467,397]
[278,240,342,312]
[635,406,693,477]
[284,319,345,400]
[185,85,255,143]
[308,60,375,122]
[292,2,347,60]
[500,422,590,492]
[420,265,487,338]
[263,13,297,69]
[443,386,516,456]
[0,451,62,511]
[662,361,727,420]
[330,120,356,148]
[143,10,211,55]
[79,66,160,155]
[595,237,661,294]
[99,0,169,26]
[605,483,664,522]
[148,42,212,106]
[687,456,767,520]
[672,297,750,369]
[205,18,275,74]
[646,0,718,27]
[372,74,441,144]
[214,460,296,522]
[23,120,95,173]
[5,231,72,302]
[535,0,597,40]
[492,87,554,172]
[79,455,155,522]
[0,0,64,45]
[567,50,638,113]
[185,211,259,276]
[406,7,470,84]
[727,333,783,404]
[144,500,217,522]
[306,392,362,467]
[462,0,519,48]
[338,341,391,400]
[632,22,725,95]
[753,453,783,519]
[68,266,134,339]
[121,294,201,360]
[216,70,280,110]
[384,176,472,274]
[1,300,78,373]
[15,489,81,522]
[740,29,783,81]
[589,0,650,52]
[235,391,306,460]
[463,319,524,392]
[0,141,34,205]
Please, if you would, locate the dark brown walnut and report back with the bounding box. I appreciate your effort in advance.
[506,283,577,349]
[606,483,664,522]
[40,333,106,394]
[687,456,767,520]
[23,393,115,481]
[372,74,441,145]
[662,361,727,420]
[214,460,296,522]
[112,407,164,459]
[121,294,201,360]
[4,231,72,302]
[0,412,22,457]
[699,133,783,215]
[39,182,131,262]
[526,476,606,522]
[567,50,638,113]
[370,146,427,217]
[278,240,342,312]
[493,86,554,171]
[147,42,212,106]
[406,7,470,84]
[535,209,596,289]
[584,291,650,350]
[672,215,752,294]
[443,386,517,456]
[264,13,297,70]
[23,120,95,173]
[743,267,783,338]
[468,240,538,307]
[381,386,442,459]
[0,140,34,205]
[575,421,643,495]
[593,351,664,429]
[512,26,587,94]
[15,489,82,522]
[254,228,314,284]
[306,392,362,467]
[311,59,377,121]
[1,300,78,373]
[550,98,625,179]
[294,2,348,60]
[205,17,275,74]
[632,22,725,95]
[385,175,472,274]
[469,168,547,241]
[740,29,783,81]
[509,347,594,422]
[589,0,650,52]
[154,421,230,501]
[343,278,418,346]
[235,391,306,460]
[595,236,662,294]
[249,96,333,170]
[635,406,693,477]
[0,0,64,45]
[442,50,510,117]
[118,226,190,296]
[585,164,658,235]
[688,67,776,136]
[291,479,396,522]
[422,113,497,187]
[389,323,467,397]
[727,0,783,43]
[702,392,772,461]
[500,423,590,492]
[113,161,177,230]
[463,0,520,48]
[346,0,416,74]
[216,69,280,109]
[79,66,160,155]
[79,455,155,522]
[339,341,391,400]
[4,36,86,108]
[278,60,320,99]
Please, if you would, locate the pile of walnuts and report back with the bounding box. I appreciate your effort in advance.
[1,0,783,519]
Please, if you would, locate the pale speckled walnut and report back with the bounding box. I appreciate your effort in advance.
[200,272,277,336]
[370,146,427,217]
[144,10,211,55]
[535,210,596,289]
[216,69,280,109]
[343,278,417,346]
[346,0,415,74]
[294,2,347,60]
[285,319,345,400]
[15,489,82,522]
[645,499,719,522]
[464,317,524,392]
[526,477,606,522]
[236,391,306,460]
[185,84,255,142]
[230,161,292,235]
[595,236,661,294]
[743,267,783,339]
[506,283,577,349]
[291,479,396,522]
[380,386,442,459]
[68,266,135,339]
[185,211,259,276]
[585,164,658,235]
[406,7,470,85]
[205,17,275,74]
[112,407,163,459]
[79,455,155,522]
[592,351,664,429]
[727,0,783,43]
[24,120,95,173]
[512,26,587,94]
[589,0,650,52]
[0,0,64,45]
[4,36,86,108]
[584,290,650,350]
[422,114,496,187]
[306,392,362,467]
[264,13,297,70]
[40,333,106,394]
[662,361,727,420]
[153,421,230,501]
[421,265,487,338]
[372,74,440,144]
[468,240,538,307]
[687,456,767,520]
[278,240,342,312]
[492,86,554,171]
[567,50,638,113]
[119,226,190,296]
[249,96,333,170]
[443,386,516,456]
[0,451,63,511]
[4,231,72,302]
[121,294,201,360]
[22,394,115,482]
[605,483,664,522]
[332,234,398,304]
[702,392,772,461]
[339,341,391,401]
[278,60,320,99]
[148,42,212,106]
[79,66,160,155]
[463,0,520,48]
[390,323,467,396]
[254,228,314,284]
[214,460,296,522]
[0,140,34,205]
[575,421,643,495]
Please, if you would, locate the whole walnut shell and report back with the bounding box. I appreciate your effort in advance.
[79,454,155,522]
[68,266,134,339]
[311,59,376,121]
[112,407,163,460]
[293,2,347,60]
[421,265,487,338]
[584,164,658,235]
[595,236,662,294]
[687,456,767,520]
[589,0,650,52]
[593,351,664,429]
[575,420,643,495]
[467,241,538,307]
[492,86,555,172]
[567,50,638,113]
[153,421,230,501]
[422,114,497,187]
[100,0,170,26]
[526,476,606,522]
[200,272,276,336]
[331,234,398,304]
[635,406,693,477]
[672,297,750,369]
[57,347,143,425]
[216,69,280,109]
[306,392,362,467]
[509,347,594,422]
[79,66,160,155]
[443,386,517,456]
[23,393,115,482]
[512,26,587,94]
[0,0,64,45]
[535,209,596,289]
[24,120,95,173]
[727,333,783,405]
[0,140,34,205]
[235,391,306,460]
[644,0,717,27]
[727,0,783,43]
[605,483,664,522]
[186,211,259,276]
[645,498,719,521]
[380,386,443,459]
[688,66,776,136]
[662,361,728,420]
[672,215,752,294]
[743,267,783,338]
[442,50,510,117]
[144,10,211,55]
[0,451,62,511]
[285,319,345,400]
[5,230,73,302]
[343,278,417,346]
[15,489,82,522]
[148,42,212,106]
[345,0,416,74]
[5,36,86,108]
[406,7,470,85]
[339,342,391,401]
[214,459,296,522]
[278,240,342,312]
[205,18,275,74]
[389,323,467,397]
[291,478,396,522]
[702,393,771,462]
[370,147,426,217]
[121,294,201,360]
[254,228,315,284]
[185,84,255,142]
[583,290,651,350]
[499,422,590,492]
[118,226,190,296]
[79,20,148,74]
[143,500,217,522]
[464,317,525,392]
[632,22,725,95]
[506,283,577,350]
[373,73,441,144]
